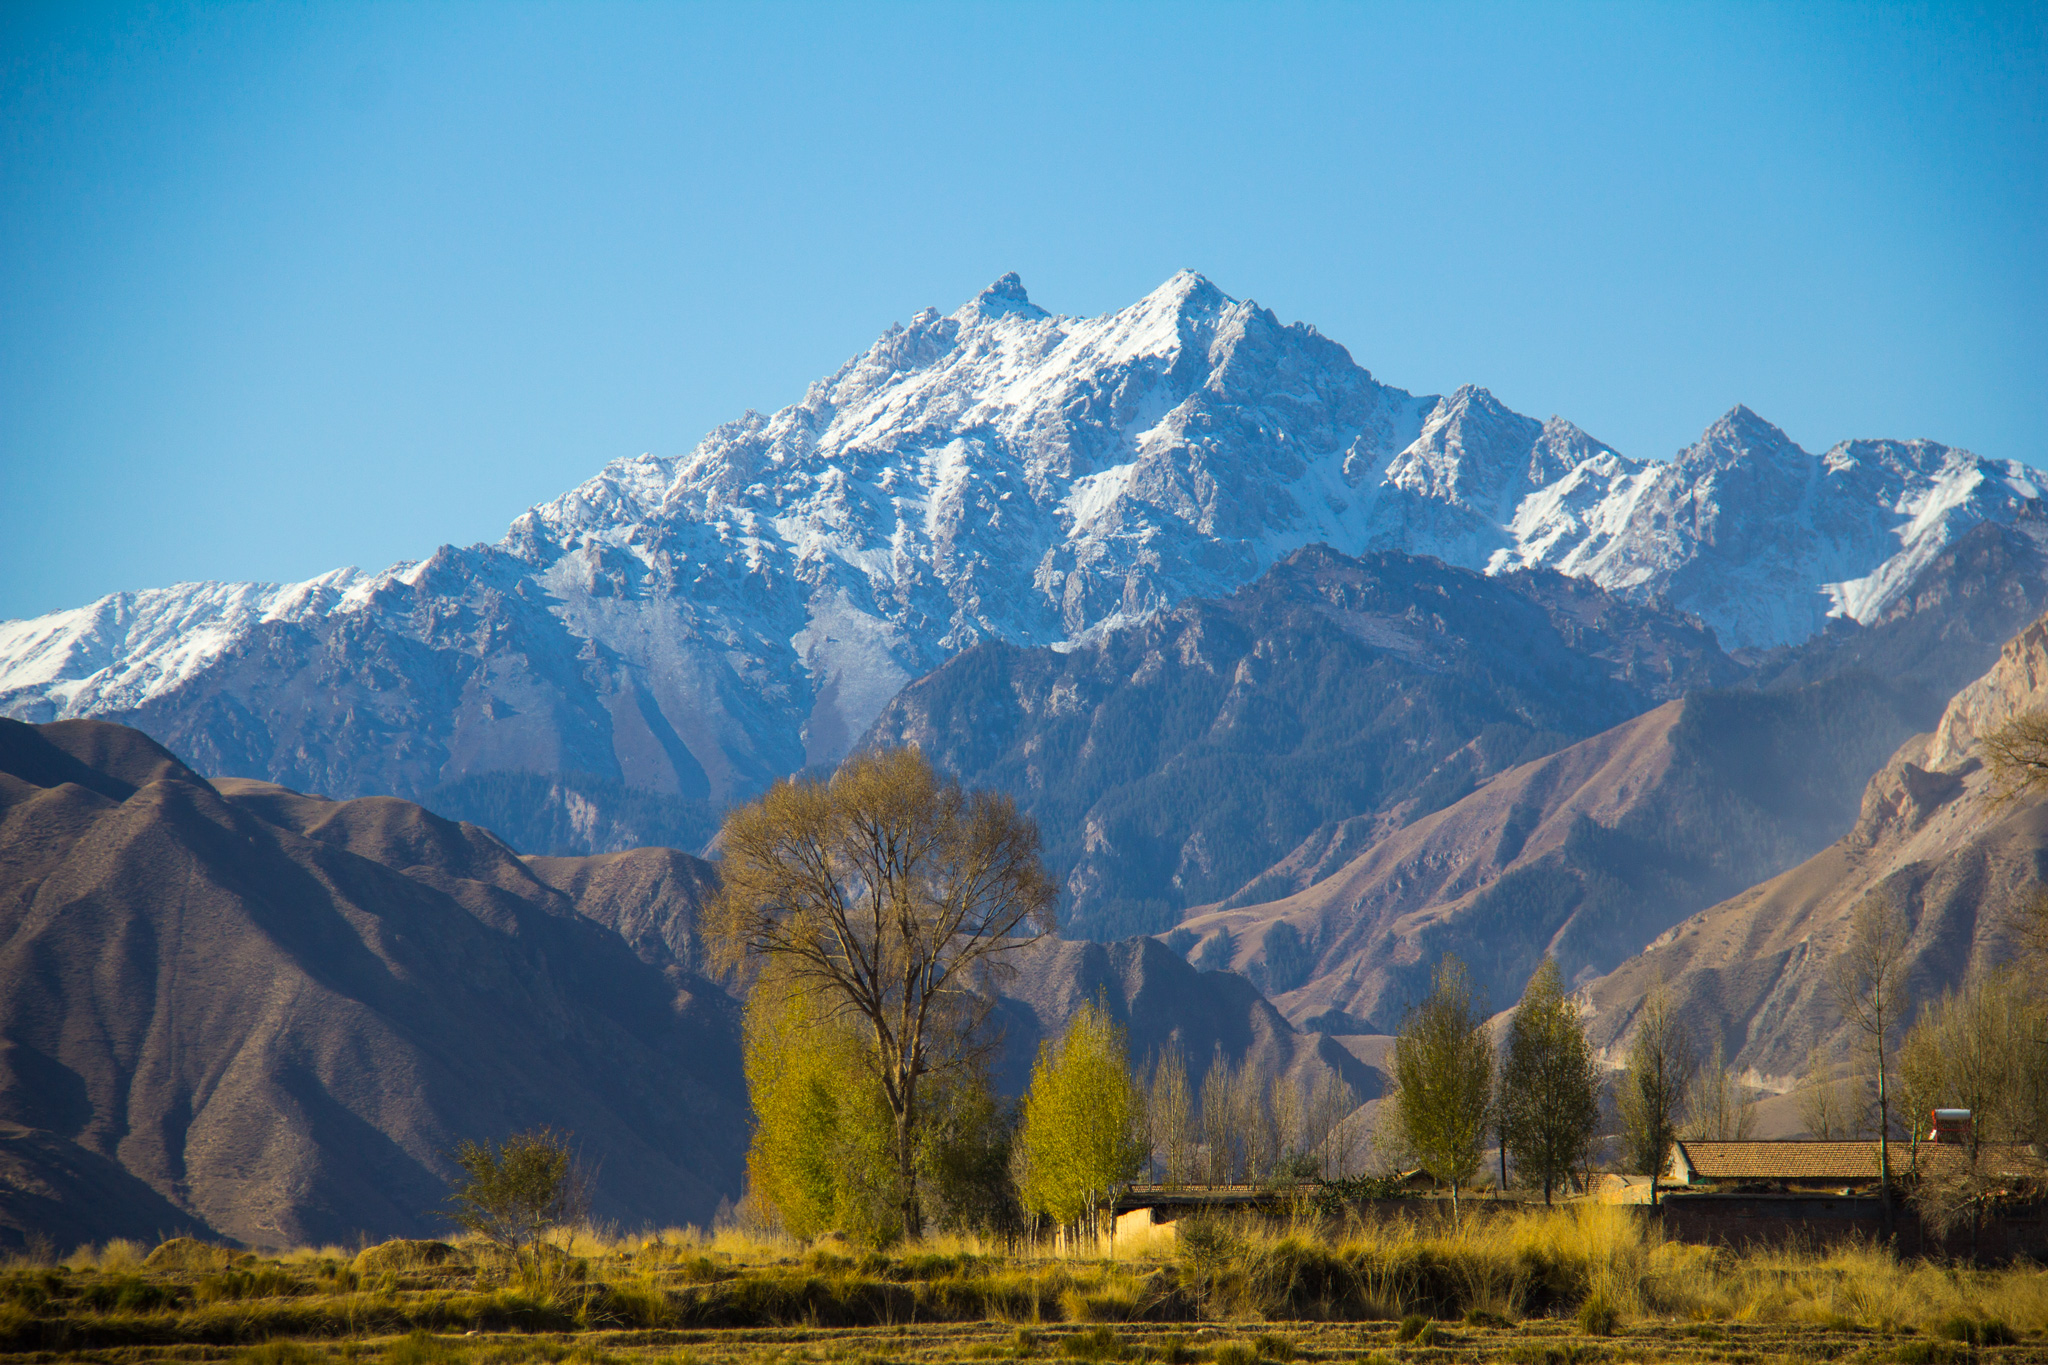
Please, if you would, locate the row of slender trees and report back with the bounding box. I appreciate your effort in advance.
[710,711,2048,1247]
[1378,955,1604,1210]
[1381,952,1807,1209]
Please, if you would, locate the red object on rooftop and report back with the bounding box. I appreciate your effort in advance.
[1929,1109,1972,1144]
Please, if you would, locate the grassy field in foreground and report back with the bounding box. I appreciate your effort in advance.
[6,1206,2047,1364]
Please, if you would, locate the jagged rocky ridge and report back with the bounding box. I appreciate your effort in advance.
[0,273,2038,830]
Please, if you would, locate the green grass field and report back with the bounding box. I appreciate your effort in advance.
[8,1205,2046,1364]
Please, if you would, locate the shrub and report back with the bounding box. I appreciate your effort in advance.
[355,1240,464,1275]
[595,1279,674,1328]
[1062,1280,1142,1323]
[1249,1332,1295,1360]
[196,1267,307,1303]
[0,1304,35,1353]
[445,1128,579,1265]
[80,1275,183,1313]
[1212,1344,1255,1365]
[1395,1314,1429,1343]
[1577,1291,1619,1336]
[1935,1315,2016,1347]
[1175,1218,1241,1278]
[1507,1346,1600,1365]
[1465,1307,1511,1327]
[143,1237,236,1272]
[387,1328,469,1364]
[1062,1326,1128,1361]
[1157,1333,1195,1364]
[0,1269,58,1311]
[1894,1343,1971,1365]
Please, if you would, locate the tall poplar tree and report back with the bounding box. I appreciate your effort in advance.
[1016,998,1148,1241]
[1500,957,1601,1204]
[709,747,1058,1237]
[1390,955,1494,1214]
[1616,984,1696,1206]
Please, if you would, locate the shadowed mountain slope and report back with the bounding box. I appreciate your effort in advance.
[0,719,1354,1248]
[0,718,749,1250]
[1577,612,2048,1088]
[864,544,1742,938]
[1170,678,1928,1032]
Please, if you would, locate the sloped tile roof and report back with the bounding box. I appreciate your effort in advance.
[1675,1140,2047,1182]
[1676,1141,1880,1180]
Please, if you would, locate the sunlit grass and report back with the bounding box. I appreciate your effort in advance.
[5,1211,2047,1363]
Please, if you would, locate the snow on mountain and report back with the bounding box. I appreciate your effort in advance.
[0,271,2038,808]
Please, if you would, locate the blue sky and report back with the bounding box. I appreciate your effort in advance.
[2,1,2043,621]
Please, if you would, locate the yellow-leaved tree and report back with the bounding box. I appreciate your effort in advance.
[709,747,1058,1238]
[1015,997,1148,1246]
[741,964,901,1246]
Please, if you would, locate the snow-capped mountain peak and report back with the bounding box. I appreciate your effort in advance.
[1,272,2038,809]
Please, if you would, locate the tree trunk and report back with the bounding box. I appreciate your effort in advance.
[1876,1057,1892,1241]
[895,1077,922,1240]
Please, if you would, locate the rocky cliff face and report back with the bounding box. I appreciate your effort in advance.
[1576,612,2048,1087]
[2,275,2035,837]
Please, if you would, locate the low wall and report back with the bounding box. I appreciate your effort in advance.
[1656,1193,2048,1261]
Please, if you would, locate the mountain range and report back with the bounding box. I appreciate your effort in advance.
[865,543,1745,937]
[0,717,1351,1250]
[1578,607,2048,1087]
[2,273,2039,840]
[3,271,2046,1244]
[1161,510,2048,1027]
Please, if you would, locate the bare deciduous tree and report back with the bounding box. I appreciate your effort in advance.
[1830,891,1911,1229]
[1200,1049,1237,1183]
[1897,970,2048,1250]
[1148,1045,1196,1186]
[708,747,1059,1236]
[1305,1071,1360,1179]
[1983,711,2048,805]
[1683,1039,1759,1141]
[1796,1045,1866,1139]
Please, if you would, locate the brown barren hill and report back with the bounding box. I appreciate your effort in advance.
[1173,673,1926,1032]
[0,719,748,1251]
[523,847,722,981]
[1578,612,2048,1088]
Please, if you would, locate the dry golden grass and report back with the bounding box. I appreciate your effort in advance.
[7,1209,2047,1363]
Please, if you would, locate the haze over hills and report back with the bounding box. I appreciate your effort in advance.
[1169,508,2048,1028]
[0,717,1354,1250]
[1577,609,2048,1089]
[1,273,2038,849]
